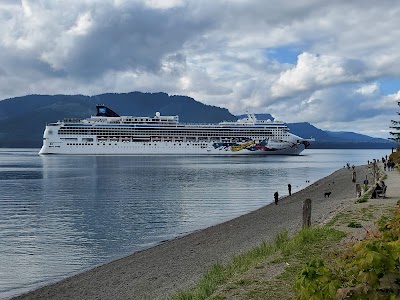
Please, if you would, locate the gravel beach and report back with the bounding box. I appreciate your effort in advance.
[13,164,381,300]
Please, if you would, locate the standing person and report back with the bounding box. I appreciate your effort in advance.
[288,184,292,196]
[274,191,279,205]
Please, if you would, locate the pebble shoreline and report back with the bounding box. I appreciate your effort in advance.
[13,165,373,300]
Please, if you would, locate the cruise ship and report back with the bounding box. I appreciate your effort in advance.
[39,105,314,155]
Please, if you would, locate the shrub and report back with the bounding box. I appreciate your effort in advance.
[389,149,400,165]
[348,221,363,228]
[294,259,340,300]
[355,194,369,203]
[294,204,400,299]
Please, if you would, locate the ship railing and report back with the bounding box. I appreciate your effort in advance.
[182,122,283,127]
[180,122,229,127]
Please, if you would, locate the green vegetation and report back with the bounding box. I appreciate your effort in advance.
[328,205,392,228]
[389,101,400,144]
[360,207,375,221]
[326,211,353,227]
[356,193,370,203]
[389,149,400,166]
[170,228,345,300]
[169,202,399,300]
[294,204,400,299]
[348,221,363,228]
[169,169,399,300]
[294,259,341,299]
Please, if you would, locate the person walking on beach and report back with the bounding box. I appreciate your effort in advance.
[288,184,292,196]
[274,191,279,205]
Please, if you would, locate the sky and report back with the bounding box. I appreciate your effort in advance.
[1,0,400,138]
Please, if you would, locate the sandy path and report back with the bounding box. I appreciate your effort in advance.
[332,163,400,243]
[13,165,382,300]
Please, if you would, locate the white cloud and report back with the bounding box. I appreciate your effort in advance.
[21,0,32,17]
[355,83,379,96]
[1,0,400,137]
[68,12,93,36]
[143,0,186,9]
[271,52,365,98]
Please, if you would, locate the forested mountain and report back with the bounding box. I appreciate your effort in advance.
[0,92,395,149]
[0,92,235,147]
[286,122,394,149]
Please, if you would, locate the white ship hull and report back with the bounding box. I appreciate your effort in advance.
[39,139,307,155]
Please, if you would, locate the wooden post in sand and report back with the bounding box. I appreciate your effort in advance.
[356,184,361,197]
[373,160,377,182]
[302,198,312,228]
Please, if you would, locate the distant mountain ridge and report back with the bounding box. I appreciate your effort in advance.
[325,130,379,141]
[0,92,395,149]
[286,122,393,149]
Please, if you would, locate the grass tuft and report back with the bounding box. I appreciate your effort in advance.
[347,221,363,228]
[169,227,345,300]
[355,193,369,203]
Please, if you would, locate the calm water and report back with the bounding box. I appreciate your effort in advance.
[0,148,390,299]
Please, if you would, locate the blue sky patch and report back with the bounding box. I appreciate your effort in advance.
[265,46,302,64]
[378,78,400,94]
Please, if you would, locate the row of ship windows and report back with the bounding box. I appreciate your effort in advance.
[60,127,288,132]
[63,126,285,129]
[70,128,283,131]
[59,129,286,134]
[66,143,209,146]
[59,132,288,137]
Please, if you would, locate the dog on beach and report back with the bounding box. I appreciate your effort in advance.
[324,192,331,198]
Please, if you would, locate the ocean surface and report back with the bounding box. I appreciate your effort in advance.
[0,148,390,299]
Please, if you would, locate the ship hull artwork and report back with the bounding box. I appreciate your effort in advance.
[39,105,314,155]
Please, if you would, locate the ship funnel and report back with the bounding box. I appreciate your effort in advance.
[96,105,120,117]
